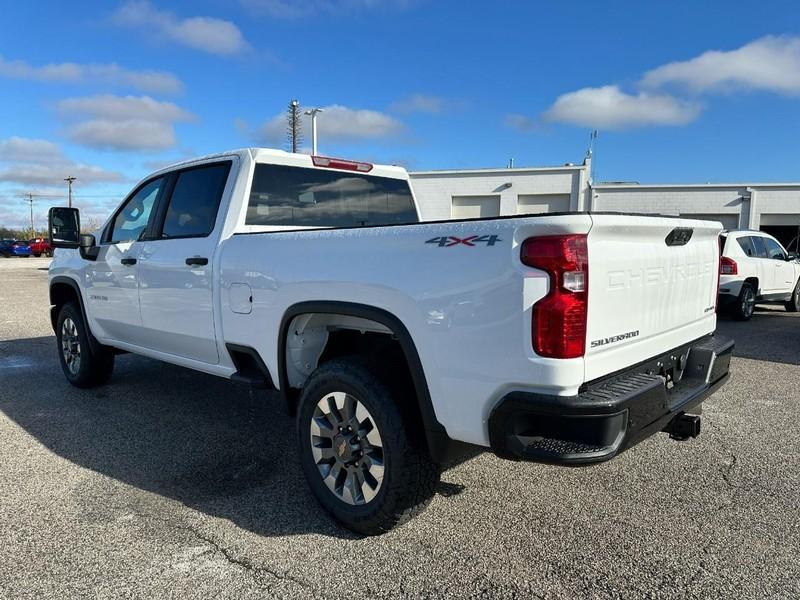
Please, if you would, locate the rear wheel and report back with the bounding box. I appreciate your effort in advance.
[785,280,800,312]
[297,357,440,535]
[733,283,756,321]
[56,303,115,388]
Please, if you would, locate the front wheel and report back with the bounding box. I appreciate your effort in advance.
[733,283,756,321]
[786,280,800,312]
[34,253,41,257]
[56,303,115,388]
[297,358,440,535]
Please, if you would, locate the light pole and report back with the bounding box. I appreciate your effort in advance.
[304,108,324,155]
[64,175,76,208]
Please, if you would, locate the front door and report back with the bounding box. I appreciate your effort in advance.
[85,176,167,345]
[137,160,233,364]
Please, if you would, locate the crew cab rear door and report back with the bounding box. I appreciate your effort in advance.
[136,160,233,364]
[584,215,721,381]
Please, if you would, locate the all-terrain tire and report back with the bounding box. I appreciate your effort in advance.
[296,357,440,535]
[56,302,115,388]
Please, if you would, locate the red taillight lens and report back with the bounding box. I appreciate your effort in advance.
[312,155,373,172]
[521,234,588,359]
[720,256,738,275]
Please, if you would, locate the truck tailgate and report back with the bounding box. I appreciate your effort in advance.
[584,214,720,381]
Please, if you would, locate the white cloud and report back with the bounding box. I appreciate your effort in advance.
[0,136,123,187]
[241,0,415,19]
[542,85,701,129]
[113,1,249,55]
[390,94,445,114]
[254,104,404,146]
[641,35,800,95]
[0,137,64,163]
[0,163,123,186]
[57,95,195,151]
[0,55,182,94]
[58,95,193,122]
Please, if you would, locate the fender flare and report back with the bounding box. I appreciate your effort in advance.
[49,276,103,355]
[278,301,453,462]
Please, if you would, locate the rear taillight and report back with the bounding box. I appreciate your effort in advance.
[720,256,737,275]
[521,234,588,359]
[312,155,373,172]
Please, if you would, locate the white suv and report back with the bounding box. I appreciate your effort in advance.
[718,230,800,320]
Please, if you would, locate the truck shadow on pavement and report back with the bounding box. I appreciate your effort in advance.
[0,335,470,540]
[716,307,800,366]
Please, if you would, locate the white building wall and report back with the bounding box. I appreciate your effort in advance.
[592,185,750,228]
[409,165,586,221]
[409,162,800,232]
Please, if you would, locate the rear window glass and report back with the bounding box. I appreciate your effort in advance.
[246,164,418,228]
[751,236,769,258]
[736,236,756,257]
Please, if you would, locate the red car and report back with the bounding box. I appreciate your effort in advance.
[28,237,53,257]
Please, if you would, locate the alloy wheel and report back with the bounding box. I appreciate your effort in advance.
[61,317,81,375]
[742,288,756,318]
[309,391,385,505]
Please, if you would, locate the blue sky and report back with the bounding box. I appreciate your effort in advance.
[1,0,799,227]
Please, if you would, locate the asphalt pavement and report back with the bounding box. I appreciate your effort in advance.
[0,257,798,599]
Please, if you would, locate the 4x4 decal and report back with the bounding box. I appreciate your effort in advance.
[426,235,502,247]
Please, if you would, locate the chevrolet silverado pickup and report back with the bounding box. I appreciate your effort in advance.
[47,148,733,534]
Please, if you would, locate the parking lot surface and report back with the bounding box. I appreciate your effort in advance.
[1,257,799,599]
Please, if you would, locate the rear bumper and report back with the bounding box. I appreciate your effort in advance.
[488,333,734,465]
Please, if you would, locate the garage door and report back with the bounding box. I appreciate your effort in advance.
[451,195,501,219]
[680,214,739,229]
[517,194,571,215]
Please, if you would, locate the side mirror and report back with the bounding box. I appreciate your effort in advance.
[788,252,798,261]
[48,207,81,249]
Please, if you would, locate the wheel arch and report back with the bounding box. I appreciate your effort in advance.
[278,301,452,462]
[743,276,759,296]
[49,276,104,355]
[49,276,85,332]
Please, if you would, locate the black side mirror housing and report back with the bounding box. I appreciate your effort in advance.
[78,233,100,261]
[80,234,96,249]
[788,253,798,261]
[48,207,81,249]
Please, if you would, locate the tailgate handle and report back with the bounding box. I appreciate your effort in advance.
[665,228,693,246]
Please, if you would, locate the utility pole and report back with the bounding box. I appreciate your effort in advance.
[286,100,303,153]
[24,193,34,238]
[64,176,77,208]
[304,107,324,155]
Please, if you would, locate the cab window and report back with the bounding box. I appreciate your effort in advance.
[160,162,231,239]
[108,177,165,243]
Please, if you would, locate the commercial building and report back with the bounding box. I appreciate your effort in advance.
[409,156,800,249]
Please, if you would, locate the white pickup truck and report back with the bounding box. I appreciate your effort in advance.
[47,148,733,534]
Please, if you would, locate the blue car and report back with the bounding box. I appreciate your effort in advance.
[0,239,32,257]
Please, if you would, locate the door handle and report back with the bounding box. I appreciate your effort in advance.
[185,257,209,266]
[121,257,137,266]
